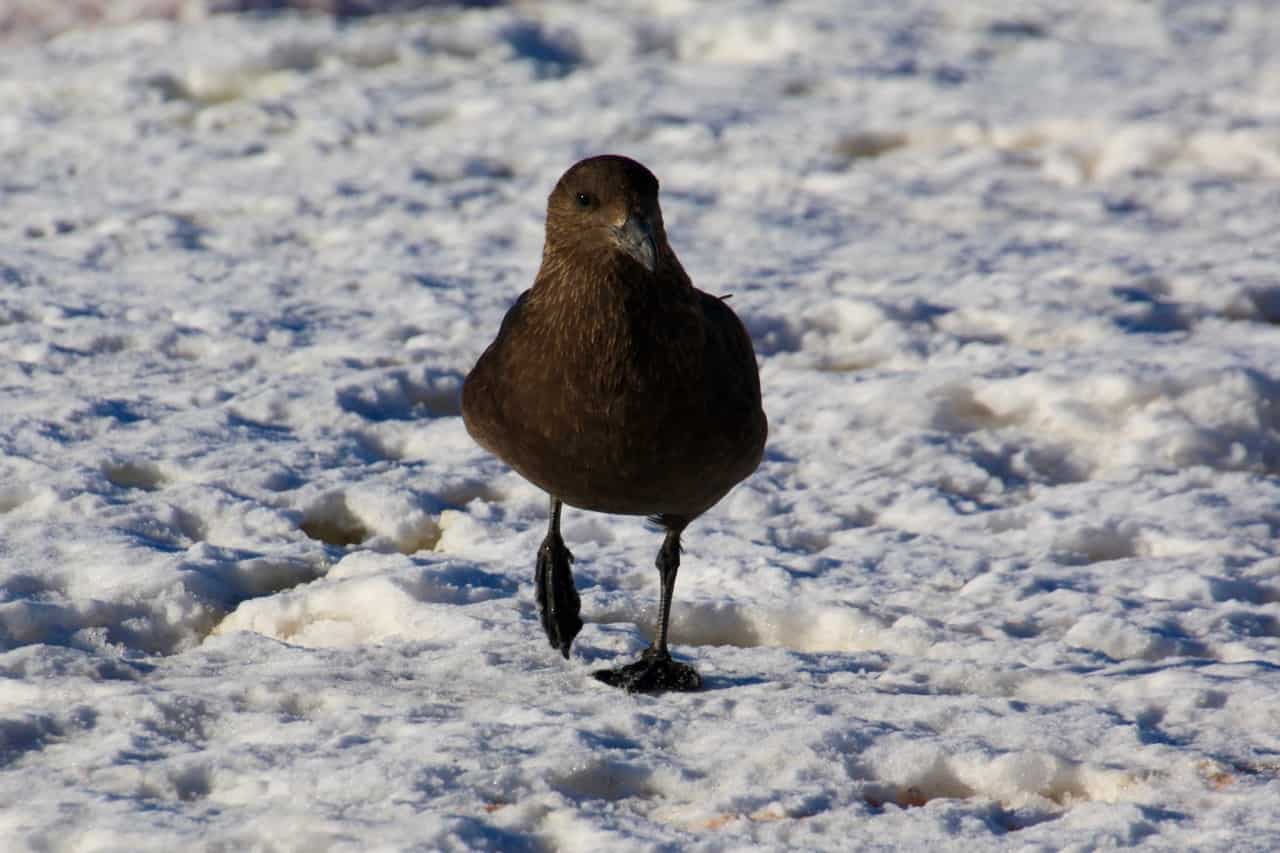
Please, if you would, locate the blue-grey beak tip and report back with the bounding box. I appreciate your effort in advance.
[615,217,657,274]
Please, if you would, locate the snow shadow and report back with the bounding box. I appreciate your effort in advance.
[335,368,463,421]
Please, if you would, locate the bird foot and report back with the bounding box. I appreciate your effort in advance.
[593,647,701,693]
[535,532,582,658]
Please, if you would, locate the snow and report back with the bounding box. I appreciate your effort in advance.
[2,0,1280,849]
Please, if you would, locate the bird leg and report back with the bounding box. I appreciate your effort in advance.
[594,525,702,692]
[535,496,582,658]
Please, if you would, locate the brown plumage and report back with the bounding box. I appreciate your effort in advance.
[462,155,767,692]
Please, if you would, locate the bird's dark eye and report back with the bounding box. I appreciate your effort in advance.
[575,192,594,209]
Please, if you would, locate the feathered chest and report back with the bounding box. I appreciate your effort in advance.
[509,275,704,429]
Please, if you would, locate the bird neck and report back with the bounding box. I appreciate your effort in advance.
[524,247,695,362]
[534,240,690,303]
[527,256,634,334]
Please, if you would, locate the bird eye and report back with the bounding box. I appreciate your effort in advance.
[575,192,593,209]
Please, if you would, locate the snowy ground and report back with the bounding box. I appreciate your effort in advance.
[3,0,1280,849]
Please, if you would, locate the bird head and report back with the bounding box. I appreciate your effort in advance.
[545,155,665,275]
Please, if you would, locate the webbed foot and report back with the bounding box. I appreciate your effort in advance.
[535,531,582,658]
[593,647,701,693]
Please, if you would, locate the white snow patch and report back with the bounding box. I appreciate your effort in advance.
[2,1,1280,850]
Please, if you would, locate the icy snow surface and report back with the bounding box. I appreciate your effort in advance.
[3,1,1280,849]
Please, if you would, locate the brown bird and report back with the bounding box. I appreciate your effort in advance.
[461,155,767,692]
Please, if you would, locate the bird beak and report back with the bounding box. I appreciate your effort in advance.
[613,214,657,274]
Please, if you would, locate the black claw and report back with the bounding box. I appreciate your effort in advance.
[593,647,702,693]
[535,532,582,657]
